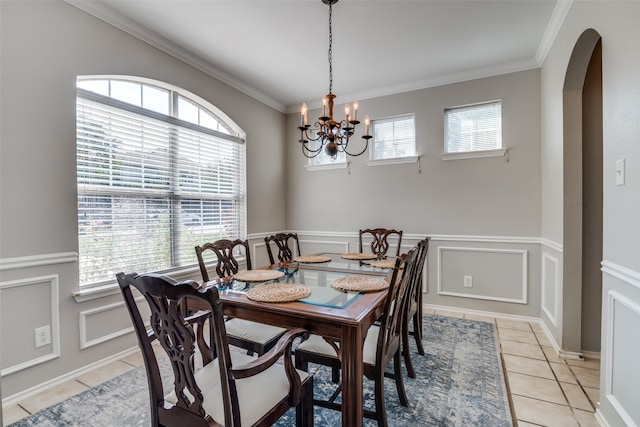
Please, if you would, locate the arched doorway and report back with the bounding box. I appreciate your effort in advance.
[562,29,603,354]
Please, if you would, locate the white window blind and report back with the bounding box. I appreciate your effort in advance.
[371,115,416,160]
[444,101,502,153]
[76,80,245,287]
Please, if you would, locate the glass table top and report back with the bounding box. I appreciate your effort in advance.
[289,252,397,274]
[211,266,389,309]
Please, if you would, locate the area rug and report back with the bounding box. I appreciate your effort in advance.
[9,315,513,427]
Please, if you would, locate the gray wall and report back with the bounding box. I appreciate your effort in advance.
[0,0,286,399]
[541,1,640,426]
[286,69,543,318]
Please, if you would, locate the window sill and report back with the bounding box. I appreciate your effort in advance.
[73,265,202,302]
[440,148,507,161]
[305,162,349,171]
[366,156,420,167]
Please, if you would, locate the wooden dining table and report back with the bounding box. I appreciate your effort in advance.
[202,253,396,427]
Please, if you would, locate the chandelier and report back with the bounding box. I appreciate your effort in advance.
[298,0,371,159]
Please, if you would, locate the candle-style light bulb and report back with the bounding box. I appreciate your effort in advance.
[301,103,308,126]
[364,115,370,135]
[322,97,327,117]
[345,104,350,122]
[353,101,358,122]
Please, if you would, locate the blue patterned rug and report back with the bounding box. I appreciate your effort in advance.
[9,315,512,427]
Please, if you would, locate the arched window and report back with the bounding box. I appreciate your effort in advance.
[76,76,246,287]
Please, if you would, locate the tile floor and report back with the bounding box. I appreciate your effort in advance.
[2,311,602,426]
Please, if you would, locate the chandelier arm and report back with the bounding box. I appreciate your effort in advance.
[341,138,370,157]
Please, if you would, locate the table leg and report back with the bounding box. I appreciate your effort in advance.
[341,325,364,427]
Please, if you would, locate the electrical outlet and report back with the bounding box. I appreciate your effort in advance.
[463,276,473,288]
[35,325,51,348]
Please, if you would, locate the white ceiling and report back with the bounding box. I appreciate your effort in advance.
[69,0,564,113]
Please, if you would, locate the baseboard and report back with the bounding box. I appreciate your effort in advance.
[594,409,611,427]
[2,346,139,408]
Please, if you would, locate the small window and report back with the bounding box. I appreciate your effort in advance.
[370,115,416,162]
[305,132,348,170]
[444,101,504,159]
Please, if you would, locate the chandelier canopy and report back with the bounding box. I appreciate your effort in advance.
[298,0,371,159]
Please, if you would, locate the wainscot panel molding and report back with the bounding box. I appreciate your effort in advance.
[437,246,528,304]
[79,296,145,350]
[0,275,61,376]
[601,260,640,291]
[0,252,78,271]
[541,238,563,253]
[541,253,561,327]
[604,290,640,426]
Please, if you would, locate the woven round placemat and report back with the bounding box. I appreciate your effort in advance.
[233,269,285,283]
[246,283,311,303]
[370,259,398,269]
[293,255,331,263]
[340,253,378,260]
[330,276,389,293]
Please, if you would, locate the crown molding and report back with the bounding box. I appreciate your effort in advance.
[64,0,287,113]
[535,0,574,65]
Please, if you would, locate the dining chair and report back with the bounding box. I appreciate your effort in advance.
[294,247,419,427]
[195,239,287,356]
[264,232,301,265]
[117,272,314,427]
[401,237,430,378]
[359,228,403,258]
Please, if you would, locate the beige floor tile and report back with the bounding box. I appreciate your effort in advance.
[120,350,145,367]
[517,421,542,427]
[75,360,135,387]
[583,387,600,408]
[498,327,539,345]
[566,357,601,371]
[464,313,496,323]
[541,345,566,363]
[511,395,579,427]
[569,366,600,389]
[560,382,594,411]
[507,372,567,405]
[573,409,600,427]
[503,354,555,380]
[550,362,578,384]
[530,322,546,335]
[2,404,31,425]
[534,332,553,347]
[501,340,546,360]
[496,318,532,331]
[18,380,89,414]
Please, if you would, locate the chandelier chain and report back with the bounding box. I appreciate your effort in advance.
[328,1,333,95]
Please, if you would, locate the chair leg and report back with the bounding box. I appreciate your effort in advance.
[402,326,417,379]
[393,350,409,407]
[374,369,388,427]
[412,314,425,355]
[296,376,314,427]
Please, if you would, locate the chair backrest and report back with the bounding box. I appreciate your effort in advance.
[408,237,430,310]
[376,247,419,367]
[195,239,252,281]
[359,228,403,258]
[264,232,301,265]
[117,272,237,427]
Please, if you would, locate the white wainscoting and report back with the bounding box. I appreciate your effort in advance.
[79,296,145,350]
[0,275,61,376]
[541,253,560,327]
[437,246,528,304]
[604,290,640,427]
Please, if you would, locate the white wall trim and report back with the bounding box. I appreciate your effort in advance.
[535,0,574,65]
[437,246,528,304]
[541,238,563,252]
[0,252,77,271]
[601,260,640,291]
[290,230,541,245]
[79,298,143,350]
[541,253,560,327]
[0,275,61,376]
[1,346,139,407]
[604,290,640,427]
